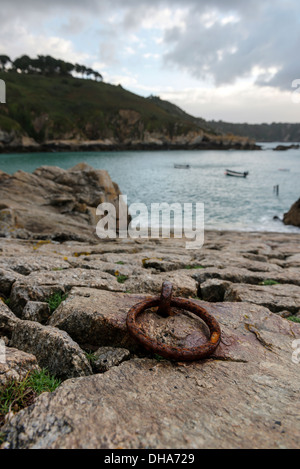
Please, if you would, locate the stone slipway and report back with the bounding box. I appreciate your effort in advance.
[2,289,300,448]
[0,230,300,449]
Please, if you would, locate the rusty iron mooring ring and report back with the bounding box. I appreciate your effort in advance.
[126,281,221,361]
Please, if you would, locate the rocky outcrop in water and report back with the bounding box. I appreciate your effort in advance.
[273,144,300,151]
[283,198,300,227]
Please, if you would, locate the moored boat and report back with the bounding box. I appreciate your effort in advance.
[174,164,190,169]
[225,169,249,178]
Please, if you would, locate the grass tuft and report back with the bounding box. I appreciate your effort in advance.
[287,316,300,323]
[46,292,68,313]
[115,273,129,284]
[85,352,97,365]
[259,279,279,286]
[0,369,61,428]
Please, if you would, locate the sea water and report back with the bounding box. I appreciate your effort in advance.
[0,142,299,233]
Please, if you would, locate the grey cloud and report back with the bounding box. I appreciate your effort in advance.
[1,0,299,90]
[101,0,298,91]
[162,0,299,90]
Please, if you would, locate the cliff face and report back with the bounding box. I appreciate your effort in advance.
[0,108,260,153]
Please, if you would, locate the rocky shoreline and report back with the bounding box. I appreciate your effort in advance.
[0,230,299,449]
[0,164,299,449]
[0,130,261,154]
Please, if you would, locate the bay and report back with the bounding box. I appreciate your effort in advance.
[0,142,299,233]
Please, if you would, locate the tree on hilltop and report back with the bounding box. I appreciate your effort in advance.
[6,53,103,82]
[0,55,11,71]
[13,55,31,73]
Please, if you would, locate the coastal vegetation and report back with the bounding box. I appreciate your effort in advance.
[0,53,298,150]
[46,292,68,314]
[0,53,259,151]
[0,369,61,427]
[0,54,207,145]
[0,53,103,81]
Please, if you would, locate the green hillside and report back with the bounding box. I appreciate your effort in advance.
[0,71,207,143]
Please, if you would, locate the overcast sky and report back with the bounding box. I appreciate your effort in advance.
[1,0,300,123]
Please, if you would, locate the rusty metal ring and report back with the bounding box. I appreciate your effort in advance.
[126,296,221,361]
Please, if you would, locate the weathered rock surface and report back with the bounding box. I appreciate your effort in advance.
[22,301,51,324]
[0,268,24,298]
[1,299,92,379]
[2,341,299,448]
[49,288,146,350]
[9,320,92,380]
[125,270,198,298]
[9,268,126,317]
[46,286,299,364]
[93,346,130,373]
[0,252,70,276]
[225,283,300,315]
[0,301,18,339]
[0,347,40,386]
[199,278,231,302]
[0,230,300,449]
[0,163,129,241]
[283,198,300,227]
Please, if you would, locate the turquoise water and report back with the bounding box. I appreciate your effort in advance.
[0,142,299,232]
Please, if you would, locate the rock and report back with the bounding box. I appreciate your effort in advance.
[9,268,126,316]
[193,266,300,287]
[283,198,300,227]
[193,266,266,285]
[0,268,23,297]
[0,301,19,339]
[49,287,210,352]
[142,255,192,272]
[0,130,19,146]
[48,286,294,366]
[9,320,92,380]
[0,347,40,386]
[93,347,130,373]
[2,313,300,450]
[22,302,51,324]
[273,144,299,151]
[224,283,300,315]
[285,253,300,268]
[0,164,130,241]
[199,278,231,302]
[0,251,70,276]
[0,230,300,449]
[49,288,146,350]
[125,270,198,298]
